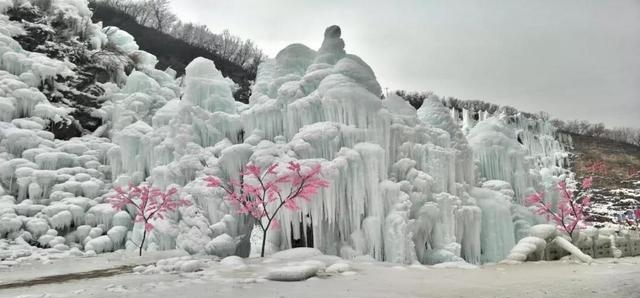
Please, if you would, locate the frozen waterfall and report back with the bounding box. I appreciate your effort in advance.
[0,3,573,265]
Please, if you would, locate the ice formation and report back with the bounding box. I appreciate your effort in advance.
[0,1,577,265]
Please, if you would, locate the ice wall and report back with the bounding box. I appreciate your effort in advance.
[0,1,573,264]
[0,1,179,255]
[198,25,512,264]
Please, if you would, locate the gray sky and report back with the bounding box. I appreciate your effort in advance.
[170,0,640,128]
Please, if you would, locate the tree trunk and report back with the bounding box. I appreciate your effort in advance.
[260,228,267,257]
[139,229,147,256]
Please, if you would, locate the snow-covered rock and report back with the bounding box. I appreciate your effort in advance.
[265,265,319,281]
[204,234,237,257]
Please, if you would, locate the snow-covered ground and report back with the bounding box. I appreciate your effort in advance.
[589,185,640,226]
[1,251,639,298]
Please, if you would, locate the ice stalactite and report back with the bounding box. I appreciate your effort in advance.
[183,57,237,114]
[381,180,416,264]
[113,120,153,177]
[455,205,482,264]
[417,95,475,187]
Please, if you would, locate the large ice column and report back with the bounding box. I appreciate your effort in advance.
[383,93,417,126]
[381,180,416,264]
[241,44,316,140]
[396,140,456,194]
[289,122,365,160]
[274,43,317,80]
[455,205,482,264]
[417,96,475,186]
[286,73,389,146]
[511,115,570,170]
[103,26,139,54]
[315,25,346,65]
[467,116,532,201]
[243,26,388,148]
[112,120,153,177]
[169,104,243,147]
[268,143,394,260]
[183,57,237,114]
[413,192,466,264]
[106,69,179,132]
[470,187,516,263]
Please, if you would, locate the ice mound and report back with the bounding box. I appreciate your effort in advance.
[325,262,352,273]
[134,256,206,274]
[270,247,323,260]
[265,264,319,281]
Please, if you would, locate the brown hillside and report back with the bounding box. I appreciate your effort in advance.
[569,132,640,188]
[567,132,640,226]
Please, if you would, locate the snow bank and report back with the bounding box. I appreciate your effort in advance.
[270,248,323,260]
[325,262,352,273]
[204,233,237,257]
[136,256,206,274]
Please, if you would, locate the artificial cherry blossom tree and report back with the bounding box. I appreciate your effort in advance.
[204,161,329,257]
[525,177,593,240]
[109,184,191,256]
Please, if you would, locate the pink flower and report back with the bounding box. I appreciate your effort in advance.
[178,198,192,206]
[144,222,154,232]
[287,161,301,172]
[283,199,299,211]
[266,163,278,175]
[525,193,544,205]
[203,176,221,187]
[244,164,261,177]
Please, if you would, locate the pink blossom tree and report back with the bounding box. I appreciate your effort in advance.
[204,161,329,257]
[109,184,191,256]
[525,177,593,240]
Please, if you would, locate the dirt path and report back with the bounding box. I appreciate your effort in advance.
[0,264,140,290]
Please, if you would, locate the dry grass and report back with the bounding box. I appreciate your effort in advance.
[569,133,640,188]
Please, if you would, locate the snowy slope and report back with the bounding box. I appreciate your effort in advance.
[0,1,577,266]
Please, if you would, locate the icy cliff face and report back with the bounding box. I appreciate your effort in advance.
[0,3,571,264]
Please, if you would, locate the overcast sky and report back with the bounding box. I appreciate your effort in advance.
[170,0,640,128]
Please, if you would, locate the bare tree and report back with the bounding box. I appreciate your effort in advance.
[95,0,266,72]
[632,131,640,146]
[146,0,176,32]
